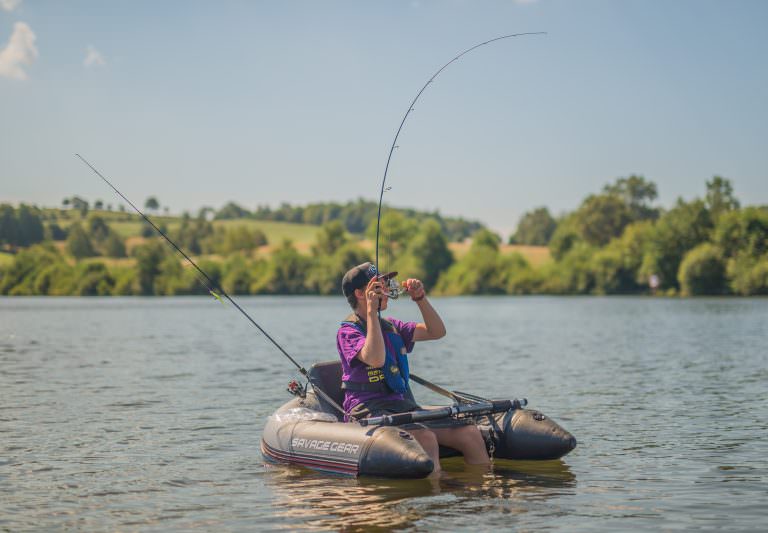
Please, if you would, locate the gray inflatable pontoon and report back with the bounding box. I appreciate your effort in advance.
[261,361,576,478]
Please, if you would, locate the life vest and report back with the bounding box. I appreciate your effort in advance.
[340,314,410,394]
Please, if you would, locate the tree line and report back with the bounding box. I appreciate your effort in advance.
[1,175,766,296]
[219,198,484,242]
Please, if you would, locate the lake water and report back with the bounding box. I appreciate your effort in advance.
[1,296,766,531]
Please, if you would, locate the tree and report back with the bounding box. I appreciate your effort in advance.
[640,198,713,290]
[144,196,160,212]
[66,223,97,258]
[548,214,581,261]
[46,222,67,241]
[16,205,45,246]
[62,198,71,208]
[87,215,111,243]
[603,175,659,220]
[705,176,739,221]
[0,204,19,248]
[472,228,501,250]
[94,199,104,210]
[511,207,557,245]
[573,194,632,246]
[678,243,727,296]
[400,220,454,288]
[214,202,251,220]
[713,207,768,259]
[257,240,310,294]
[103,233,127,258]
[312,221,347,256]
[71,196,89,216]
[132,240,166,295]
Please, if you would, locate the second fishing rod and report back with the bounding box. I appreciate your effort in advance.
[75,154,346,415]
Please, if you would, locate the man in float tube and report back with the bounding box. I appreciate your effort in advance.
[337,262,489,473]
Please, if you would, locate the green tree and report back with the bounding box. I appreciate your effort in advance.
[640,198,713,291]
[255,240,310,294]
[17,205,45,246]
[436,232,512,295]
[713,207,767,259]
[132,240,166,295]
[603,175,659,220]
[220,226,268,253]
[144,196,160,212]
[87,215,111,243]
[401,220,454,289]
[70,196,89,216]
[366,211,418,267]
[548,214,581,261]
[705,176,739,221]
[66,223,97,258]
[573,194,632,246]
[305,241,368,295]
[214,202,251,220]
[511,207,557,245]
[312,221,348,256]
[73,262,114,296]
[0,204,19,248]
[46,222,67,241]
[678,243,727,296]
[103,233,127,258]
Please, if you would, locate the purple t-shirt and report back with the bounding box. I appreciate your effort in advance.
[336,317,417,413]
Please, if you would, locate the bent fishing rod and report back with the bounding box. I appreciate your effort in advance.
[75,153,346,415]
[373,32,546,277]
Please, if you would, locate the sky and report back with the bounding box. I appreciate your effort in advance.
[1,0,767,235]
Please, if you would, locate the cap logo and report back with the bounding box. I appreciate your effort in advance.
[366,264,377,278]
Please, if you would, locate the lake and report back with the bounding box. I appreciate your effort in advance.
[1,296,766,531]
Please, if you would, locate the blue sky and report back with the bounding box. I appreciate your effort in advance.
[1,0,766,234]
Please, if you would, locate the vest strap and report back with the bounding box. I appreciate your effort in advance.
[341,380,391,393]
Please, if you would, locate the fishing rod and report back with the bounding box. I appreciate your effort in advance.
[373,32,546,278]
[75,153,346,415]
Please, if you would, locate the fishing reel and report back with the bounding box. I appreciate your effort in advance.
[286,379,306,398]
[381,275,401,299]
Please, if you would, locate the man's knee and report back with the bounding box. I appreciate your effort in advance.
[455,424,484,445]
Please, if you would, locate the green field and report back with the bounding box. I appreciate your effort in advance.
[0,252,14,267]
[43,209,323,248]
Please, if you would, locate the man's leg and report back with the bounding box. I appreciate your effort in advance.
[408,428,442,474]
[431,425,490,465]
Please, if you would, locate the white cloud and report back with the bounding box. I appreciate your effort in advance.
[0,22,38,81]
[83,45,106,68]
[0,0,22,13]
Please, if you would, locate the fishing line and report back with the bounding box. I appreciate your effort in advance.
[75,153,346,415]
[373,31,546,274]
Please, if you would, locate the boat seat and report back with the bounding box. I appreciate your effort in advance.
[308,360,416,417]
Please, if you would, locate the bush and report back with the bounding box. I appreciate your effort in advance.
[727,254,768,295]
[677,243,727,296]
[66,223,97,258]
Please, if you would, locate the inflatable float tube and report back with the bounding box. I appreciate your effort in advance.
[261,361,576,478]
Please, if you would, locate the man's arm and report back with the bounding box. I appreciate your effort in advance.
[356,278,387,367]
[403,278,446,342]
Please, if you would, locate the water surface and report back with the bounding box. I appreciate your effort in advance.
[1,297,766,531]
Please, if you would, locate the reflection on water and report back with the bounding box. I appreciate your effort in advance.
[266,459,575,531]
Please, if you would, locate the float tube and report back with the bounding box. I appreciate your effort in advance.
[261,361,576,478]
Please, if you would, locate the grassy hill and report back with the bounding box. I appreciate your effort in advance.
[44,208,322,249]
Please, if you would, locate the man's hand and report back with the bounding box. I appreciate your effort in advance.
[402,278,426,301]
[365,277,384,314]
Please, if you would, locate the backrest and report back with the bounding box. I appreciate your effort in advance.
[308,360,345,412]
[308,360,417,415]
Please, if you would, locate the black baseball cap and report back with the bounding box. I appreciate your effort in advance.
[341,262,397,297]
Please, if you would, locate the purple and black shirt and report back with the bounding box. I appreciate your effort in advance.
[336,317,417,413]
